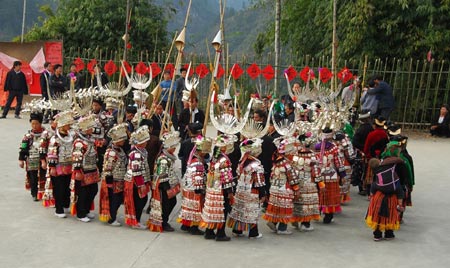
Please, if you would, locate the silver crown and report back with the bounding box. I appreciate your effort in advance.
[193,135,213,153]
[161,131,181,148]
[107,123,128,143]
[78,114,97,131]
[130,125,150,145]
[55,111,76,128]
[273,136,300,155]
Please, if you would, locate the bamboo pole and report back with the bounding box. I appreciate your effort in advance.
[412,60,426,128]
[420,60,434,124]
[402,58,413,128]
[432,60,445,121]
[331,0,337,91]
[444,63,450,105]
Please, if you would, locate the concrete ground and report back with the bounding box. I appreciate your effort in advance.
[1,114,449,268]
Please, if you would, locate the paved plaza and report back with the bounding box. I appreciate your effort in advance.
[1,115,450,268]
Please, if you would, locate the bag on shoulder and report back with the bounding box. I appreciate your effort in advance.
[374,164,399,193]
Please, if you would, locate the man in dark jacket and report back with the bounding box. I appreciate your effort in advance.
[1,61,28,119]
[178,97,205,141]
[40,62,51,100]
[367,75,394,120]
[175,67,187,113]
[49,64,67,96]
[39,62,52,123]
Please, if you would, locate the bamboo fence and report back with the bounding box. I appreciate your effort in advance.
[65,47,450,129]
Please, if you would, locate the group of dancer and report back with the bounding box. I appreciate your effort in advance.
[16,66,414,242]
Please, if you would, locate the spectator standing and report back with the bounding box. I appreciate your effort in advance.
[67,63,84,90]
[40,62,52,100]
[1,61,28,119]
[360,80,378,116]
[49,64,67,97]
[367,75,394,119]
[160,70,177,129]
[175,67,187,114]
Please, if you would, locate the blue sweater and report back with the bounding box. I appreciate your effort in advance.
[160,80,174,102]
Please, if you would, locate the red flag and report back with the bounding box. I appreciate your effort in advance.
[319,67,332,83]
[299,66,315,83]
[135,62,148,75]
[247,63,261,80]
[165,63,175,78]
[87,59,98,74]
[150,62,161,78]
[104,60,117,76]
[195,63,209,79]
[337,67,353,84]
[183,63,194,76]
[262,64,275,81]
[285,65,297,82]
[216,64,225,79]
[121,61,131,77]
[73,57,85,72]
[231,63,244,80]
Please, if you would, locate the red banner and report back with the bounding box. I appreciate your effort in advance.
[44,42,63,65]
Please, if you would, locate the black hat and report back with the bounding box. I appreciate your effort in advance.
[29,112,43,123]
[125,105,137,114]
[139,119,154,129]
[333,131,345,140]
[374,116,386,128]
[92,98,104,106]
[387,124,402,136]
[188,122,203,134]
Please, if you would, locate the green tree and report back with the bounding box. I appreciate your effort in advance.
[23,0,168,57]
[260,0,450,61]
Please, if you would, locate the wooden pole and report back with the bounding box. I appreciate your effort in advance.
[274,0,281,96]
[331,0,337,91]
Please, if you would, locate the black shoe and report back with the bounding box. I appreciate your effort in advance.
[215,235,231,242]
[163,224,175,232]
[0,115,5,119]
[189,227,205,235]
[180,224,190,232]
[32,195,39,202]
[384,230,395,240]
[323,214,334,224]
[15,115,21,119]
[204,229,216,240]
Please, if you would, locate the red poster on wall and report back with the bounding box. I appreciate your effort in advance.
[44,42,63,65]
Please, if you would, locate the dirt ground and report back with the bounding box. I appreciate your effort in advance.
[1,114,449,268]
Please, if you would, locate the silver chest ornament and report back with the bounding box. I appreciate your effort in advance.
[82,142,97,171]
[58,140,73,164]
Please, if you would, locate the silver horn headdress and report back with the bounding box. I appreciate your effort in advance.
[210,91,251,135]
[121,61,153,90]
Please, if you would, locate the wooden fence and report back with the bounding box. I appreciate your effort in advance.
[64,48,450,129]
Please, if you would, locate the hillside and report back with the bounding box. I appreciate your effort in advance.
[0,0,56,41]
[0,0,268,56]
[165,0,270,56]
